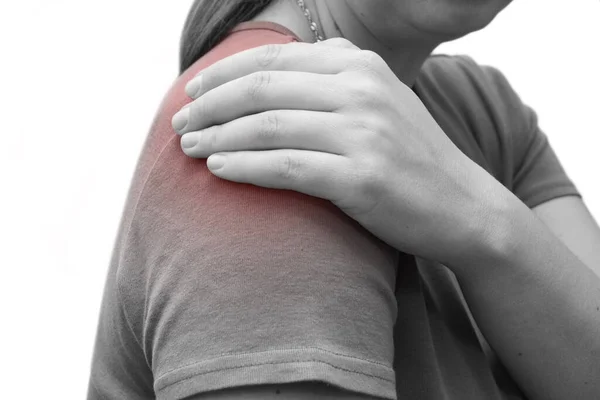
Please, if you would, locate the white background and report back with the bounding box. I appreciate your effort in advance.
[0,1,598,398]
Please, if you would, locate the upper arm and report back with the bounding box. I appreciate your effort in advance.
[118,137,399,399]
[532,196,600,278]
[90,31,399,399]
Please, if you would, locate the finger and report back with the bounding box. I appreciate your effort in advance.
[175,71,344,134]
[180,110,351,159]
[207,149,351,203]
[184,41,362,99]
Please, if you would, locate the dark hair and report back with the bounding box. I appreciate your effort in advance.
[179,0,275,75]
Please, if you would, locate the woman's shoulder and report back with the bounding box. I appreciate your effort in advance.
[414,54,536,185]
[415,53,533,142]
[415,53,525,119]
[120,24,305,229]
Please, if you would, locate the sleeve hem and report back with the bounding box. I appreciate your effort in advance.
[154,347,396,400]
[520,185,582,209]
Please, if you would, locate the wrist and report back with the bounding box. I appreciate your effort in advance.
[447,175,523,281]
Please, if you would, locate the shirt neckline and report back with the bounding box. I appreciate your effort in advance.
[230,21,304,43]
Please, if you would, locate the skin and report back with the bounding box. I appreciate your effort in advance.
[250,0,512,86]
[184,0,600,398]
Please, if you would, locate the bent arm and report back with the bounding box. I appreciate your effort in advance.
[451,190,600,400]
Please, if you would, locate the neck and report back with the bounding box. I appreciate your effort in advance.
[310,0,437,87]
[252,0,440,87]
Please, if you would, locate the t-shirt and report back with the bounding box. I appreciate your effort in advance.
[87,21,581,400]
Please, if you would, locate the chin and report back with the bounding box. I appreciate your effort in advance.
[412,0,512,40]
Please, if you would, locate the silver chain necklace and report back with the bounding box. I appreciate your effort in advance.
[295,0,324,42]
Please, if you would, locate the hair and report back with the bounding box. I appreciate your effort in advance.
[179,0,276,75]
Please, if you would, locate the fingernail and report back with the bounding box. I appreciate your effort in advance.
[181,134,197,149]
[207,154,225,171]
[172,108,189,134]
[186,75,203,98]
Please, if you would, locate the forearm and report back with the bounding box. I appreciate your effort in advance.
[450,192,600,400]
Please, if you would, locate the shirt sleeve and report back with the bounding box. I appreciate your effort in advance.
[510,103,582,208]
[89,28,399,400]
[113,137,398,400]
[458,55,582,209]
[87,246,154,400]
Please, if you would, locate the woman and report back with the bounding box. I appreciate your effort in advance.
[88,1,600,399]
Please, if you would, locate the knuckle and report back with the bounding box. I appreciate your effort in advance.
[197,124,219,152]
[209,125,220,150]
[255,44,281,68]
[362,50,385,67]
[325,37,357,49]
[354,50,386,73]
[348,76,382,107]
[348,114,383,149]
[246,70,271,100]
[190,98,207,127]
[350,114,378,136]
[356,157,386,203]
[258,112,281,144]
[335,156,384,218]
[275,155,300,181]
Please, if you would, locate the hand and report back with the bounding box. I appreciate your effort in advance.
[171,38,501,266]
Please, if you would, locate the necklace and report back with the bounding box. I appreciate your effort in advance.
[295,0,324,42]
